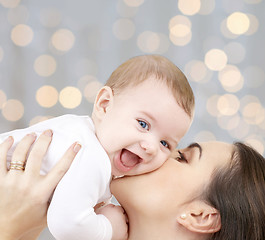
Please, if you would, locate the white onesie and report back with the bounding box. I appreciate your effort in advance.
[0,114,113,240]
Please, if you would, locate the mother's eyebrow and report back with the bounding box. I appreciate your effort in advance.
[187,142,202,159]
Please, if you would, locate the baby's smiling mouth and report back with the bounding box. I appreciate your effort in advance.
[120,149,141,168]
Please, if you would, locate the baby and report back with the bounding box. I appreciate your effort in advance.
[0,55,194,240]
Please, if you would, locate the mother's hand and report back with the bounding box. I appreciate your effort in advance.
[0,130,81,240]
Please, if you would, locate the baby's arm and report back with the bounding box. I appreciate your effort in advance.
[0,115,74,166]
[0,130,80,240]
[47,136,114,240]
[0,115,118,239]
[95,204,128,240]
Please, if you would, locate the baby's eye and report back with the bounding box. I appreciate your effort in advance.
[160,140,169,149]
[137,120,149,130]
[176,150,188,163]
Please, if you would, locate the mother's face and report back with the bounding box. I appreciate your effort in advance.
[110,141,233,216]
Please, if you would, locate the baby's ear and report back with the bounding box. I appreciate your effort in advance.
[176,201,221,234]
[93,86,114,120]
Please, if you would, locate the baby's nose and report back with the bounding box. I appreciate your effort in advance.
[140,141,157,156]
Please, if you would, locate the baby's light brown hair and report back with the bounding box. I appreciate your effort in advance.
[105,55,195,118]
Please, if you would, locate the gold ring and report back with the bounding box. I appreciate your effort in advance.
[10,161,25,171]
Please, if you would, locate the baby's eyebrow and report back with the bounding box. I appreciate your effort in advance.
[187,142,202,159]
[139,111,156,123]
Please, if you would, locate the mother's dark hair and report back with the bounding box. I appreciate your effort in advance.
[205,142,265,240]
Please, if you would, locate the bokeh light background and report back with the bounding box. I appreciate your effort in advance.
[0,0,265,238]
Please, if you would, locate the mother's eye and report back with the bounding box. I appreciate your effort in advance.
[176,150,188,163]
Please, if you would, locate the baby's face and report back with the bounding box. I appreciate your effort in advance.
[96,76,192,177]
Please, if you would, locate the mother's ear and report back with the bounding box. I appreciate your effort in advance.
[93,86,114,120]
[176,201,221,234]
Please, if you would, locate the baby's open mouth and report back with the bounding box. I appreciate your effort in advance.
[120,149,141,168]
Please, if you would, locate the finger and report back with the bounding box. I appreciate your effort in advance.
[25,130,53,173]
[9,133,37,174]
[43,142,81,195]
[0,136,14,174]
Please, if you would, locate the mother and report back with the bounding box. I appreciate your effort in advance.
[1,134,265,240]
[111,141,265,239]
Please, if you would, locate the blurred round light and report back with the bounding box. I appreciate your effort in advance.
[84,81,103,103]
[229,119,250,139]
[123,0,144,7]
[244,137,264,155]
[51,29,75,52]
[185,60,212,83]
[170,24,190,37]
[169,31,192,46]
[59,87,82,109]
[242,102,265,125]
[185,61,208,83]
[117,1,138,18]
[34,55,57,77]
[217,94,240,116]
[178,0,201,16]
[29,115,52,126]
[205,49,227,71]
[206,95,220,117]
[199,0,215,15]
[36,85,58,108]
[169,15,192,46]
[78,75,98,90]
[245,14,259,35]
[0,89,7,109]
[218,65,244,92]
[11,24,34,46]
[220,18,238,39]
[217,114,240,130]
[0,0,20,8]
[2,99,24,121]
[189,61,208,82]
[113,18,135,40]
[226,12,250,35]
[137,31,160,53]
[240,95,262,122]
[169,15,191,29]
[240,95,260,108]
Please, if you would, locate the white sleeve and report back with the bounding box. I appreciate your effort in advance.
[47,138,113,240]
[0,115,86,171]
[0,121,54,166]
[0,115,113,240]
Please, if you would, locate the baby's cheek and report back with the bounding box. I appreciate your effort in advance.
[162,152,172,164]
[157,154,168,168]
[164,151,171,160]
